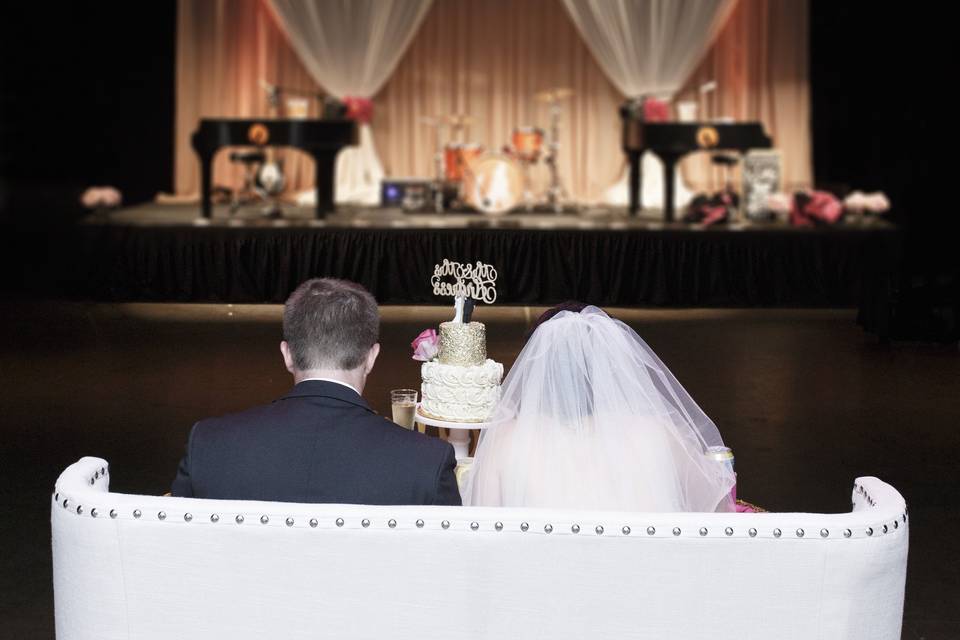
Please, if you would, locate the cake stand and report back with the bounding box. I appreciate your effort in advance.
[414,404,506,460]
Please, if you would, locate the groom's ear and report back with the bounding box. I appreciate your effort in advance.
[280,341,296,374]
[364,343,381,375]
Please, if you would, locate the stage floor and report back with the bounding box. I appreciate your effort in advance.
[83,201,895,233]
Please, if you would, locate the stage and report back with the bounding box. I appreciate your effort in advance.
[70,203,899,327]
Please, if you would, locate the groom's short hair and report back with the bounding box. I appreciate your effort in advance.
[283,278,379,371]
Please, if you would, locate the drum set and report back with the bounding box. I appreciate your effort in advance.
[421,88,573,215]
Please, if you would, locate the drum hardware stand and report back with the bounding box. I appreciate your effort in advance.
[544,98,568,214]
[420,116,447,213]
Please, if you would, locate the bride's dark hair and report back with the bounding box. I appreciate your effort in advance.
[524,301,588,344]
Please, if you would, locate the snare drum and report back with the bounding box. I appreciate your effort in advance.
[443,143,484,181]
[511,126,544,162]
[461,153,524,215]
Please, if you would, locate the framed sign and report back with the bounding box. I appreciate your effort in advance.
[742,150,782,220]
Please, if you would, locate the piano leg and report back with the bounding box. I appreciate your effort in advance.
[313,151,336,220]
[199,151,213,219]
[628,151,642,216]
[661,151,682,223]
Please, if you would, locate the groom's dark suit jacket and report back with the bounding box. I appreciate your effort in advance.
[171,380,461,505]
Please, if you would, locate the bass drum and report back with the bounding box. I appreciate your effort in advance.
[462,153,524,215]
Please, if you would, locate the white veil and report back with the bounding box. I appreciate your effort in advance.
[464,306,735,512]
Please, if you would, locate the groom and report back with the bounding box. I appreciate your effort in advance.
[171,278,461,505]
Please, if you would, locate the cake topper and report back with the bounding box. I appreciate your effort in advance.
[431,259,497,323]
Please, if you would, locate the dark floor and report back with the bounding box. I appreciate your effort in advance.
[1,302,957,638]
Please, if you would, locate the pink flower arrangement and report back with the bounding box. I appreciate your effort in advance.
[411,328,440,362]
[343,96,374,124]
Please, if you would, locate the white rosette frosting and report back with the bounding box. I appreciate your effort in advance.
[421,359,504,422]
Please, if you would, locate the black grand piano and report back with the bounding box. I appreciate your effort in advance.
[191,118,357,219]
[620,107,772,221]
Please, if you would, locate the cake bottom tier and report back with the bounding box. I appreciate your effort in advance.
[421,359,503,422]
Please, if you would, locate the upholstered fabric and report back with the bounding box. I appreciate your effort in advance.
[53,457,907,639]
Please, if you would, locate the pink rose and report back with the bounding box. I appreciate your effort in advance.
[411,328,439,362]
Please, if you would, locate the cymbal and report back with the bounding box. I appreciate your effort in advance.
[535,87,574,102]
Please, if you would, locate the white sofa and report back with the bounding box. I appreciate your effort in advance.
[52,457,908,639]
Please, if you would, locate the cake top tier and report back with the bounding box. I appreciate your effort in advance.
[438,321,486,366]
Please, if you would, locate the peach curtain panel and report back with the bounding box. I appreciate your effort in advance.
[174,0,810,201]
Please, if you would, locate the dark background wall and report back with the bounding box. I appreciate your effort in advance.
[0,1,176,220]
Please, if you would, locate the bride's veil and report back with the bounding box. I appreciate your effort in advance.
[464,306,735,512]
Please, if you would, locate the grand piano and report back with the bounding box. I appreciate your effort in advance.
[191,118,358,219]
[620,106,772,221]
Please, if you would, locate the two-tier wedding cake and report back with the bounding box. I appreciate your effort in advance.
[420,320,503,423]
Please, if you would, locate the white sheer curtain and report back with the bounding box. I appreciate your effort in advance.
[562,0,737,208]
[267,0,433,205]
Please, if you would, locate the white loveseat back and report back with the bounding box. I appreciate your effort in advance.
[52,457,907,639]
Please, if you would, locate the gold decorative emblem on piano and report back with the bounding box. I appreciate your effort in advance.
[247,123,270,145]
[696,126,720,149]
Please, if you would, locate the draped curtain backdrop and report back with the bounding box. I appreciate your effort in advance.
[562,0,736,205]
[173,0,810,204]
[265,0,432,204]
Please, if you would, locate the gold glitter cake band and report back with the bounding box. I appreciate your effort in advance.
[438,321,486,366]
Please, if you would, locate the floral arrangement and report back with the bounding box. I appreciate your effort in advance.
[343,96,374,124]
[411,328,439,362]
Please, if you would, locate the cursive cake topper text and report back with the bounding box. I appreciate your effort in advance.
[431,259,498,304]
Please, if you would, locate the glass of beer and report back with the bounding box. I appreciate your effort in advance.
[390,389,418,430]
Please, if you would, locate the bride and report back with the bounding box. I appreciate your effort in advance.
[463,305,735,512]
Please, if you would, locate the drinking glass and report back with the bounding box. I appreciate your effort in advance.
[390,389,418,430]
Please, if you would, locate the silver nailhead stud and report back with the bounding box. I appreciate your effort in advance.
[133,509,142,519]
[90,508,98,518]
[520,522,529,532]
[101,466,106,475]
[470,521,479,531]
[494,521,503,531]
[544,524,553,533]
[336,518,344,527]
[260,515,269,525]
[748,528,757,537]
[109,509,117,519]
[76,505,83,515]
[699,527,708,537]
[796,528,805,538]
[389,519,398,529]
[820,528,829,538]
[183,513,193,522]
[361,519,370,528]
[90,478,95,485]
[55,493,59,502]
[647,526,656,536]
[596,525,605,535]
[894,520,898,529]
[210,514,219,523]
[571,524,581,533]
[62,499,69,509]
[902,514,907,523]
[286,517,295,527]
[95,471,100,480]
[672,527,681,536]
[309,519,318,528]
[773,528,782,538]
[725,527,734,536]
[622,526,631,535]
[235,514,244,524]
[416,519,425,528]
[866,527,873,536]
[442,520,450,529]
[882,524,888,534]
[843,529,852,538]
[157,511,166,520]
